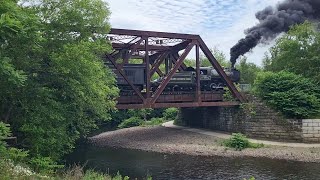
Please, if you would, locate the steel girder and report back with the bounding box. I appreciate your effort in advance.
[105,28,245,109]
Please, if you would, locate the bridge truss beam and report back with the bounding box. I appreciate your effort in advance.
[105,28,245,109]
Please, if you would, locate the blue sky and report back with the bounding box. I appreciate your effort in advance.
[107,0,281,66]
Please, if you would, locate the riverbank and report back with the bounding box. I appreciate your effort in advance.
[89,125,320,163]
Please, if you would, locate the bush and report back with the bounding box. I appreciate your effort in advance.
[0,122,11,152]
[254,71,320,118]
[117,117,143,129]
[0,122,29,164]
[222,133,264,151]
[163,108,178,120]
[29,156,63,175]
[223,133,250,151]
[143,118,165,126]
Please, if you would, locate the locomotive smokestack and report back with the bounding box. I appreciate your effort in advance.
[230,0,320,66]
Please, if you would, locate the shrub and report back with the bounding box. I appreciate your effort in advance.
[0,122,11,153]
[117,117,143,129]
[29,156,63,175]
[0,122,29,164]
[163,108,178,120]
[143,118,165,126]
[223,133,264,151]
[254,71,320,118]
[223,133,250,151]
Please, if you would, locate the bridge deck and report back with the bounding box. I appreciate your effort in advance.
[117,91,239,109]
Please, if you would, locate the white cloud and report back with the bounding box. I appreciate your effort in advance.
[106,0,282,66]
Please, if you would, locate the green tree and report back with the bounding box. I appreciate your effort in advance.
[266,21,320,82]
[235,57,262,84]
[200,47,230,67]
[0,0,118,161]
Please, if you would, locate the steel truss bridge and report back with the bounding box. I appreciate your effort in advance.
[105,28,245,109]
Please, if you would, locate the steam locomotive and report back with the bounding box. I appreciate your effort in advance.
[115,64,240,93]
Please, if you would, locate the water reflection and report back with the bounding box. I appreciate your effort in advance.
[67,145,320,180]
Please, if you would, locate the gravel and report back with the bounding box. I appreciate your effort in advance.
[89,126,320,163]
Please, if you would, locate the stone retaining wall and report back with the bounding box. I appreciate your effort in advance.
[302,119,320,142]
[177,96,320,143]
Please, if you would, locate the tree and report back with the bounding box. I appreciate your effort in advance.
[0,0,118,161]
[200,47,230,67]
[266,21,320,82]
[235,57,262,84]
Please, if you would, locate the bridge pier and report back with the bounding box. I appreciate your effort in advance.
[177,107,242,132]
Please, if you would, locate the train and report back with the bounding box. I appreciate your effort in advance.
[114,64,240,93]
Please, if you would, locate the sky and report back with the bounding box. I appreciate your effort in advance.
[107,0,282,66]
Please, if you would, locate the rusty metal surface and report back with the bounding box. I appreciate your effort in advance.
[150,41,196,104]
[110,28,199,40]
[107,28,245,109]
[197,38,245,103]
[118,92,223,104]
[105,54,145,101]
[116,101,240,109]
[195,44,201,103]
[150,52,169,76]
[145,37,151,99]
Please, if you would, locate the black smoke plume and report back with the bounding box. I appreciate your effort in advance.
[230,0,320,67]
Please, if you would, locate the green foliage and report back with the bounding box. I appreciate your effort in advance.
[29,156,63,175]
[222,133,263,151]
[0,122,29,164]
[108,109,166,129]
[118,117,143,129]
[128,108,153,121]
[223,133,250,151]
[143,117,165,126]
[264,21,320,83]
[240,103,256,117]
[254,71,320,118]
[235,57,262,84]
[111,171,130,180]
[163,108,178,120]
[210,47,230,67]
[4,148,29,164]
[0,162,138,180]
[0,122,11,141]
[244,177,256,180]
[183,47,230,68]
[0,0,118,162]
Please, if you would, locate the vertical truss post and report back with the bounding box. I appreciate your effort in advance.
[165,57,169,75]
[144,37,151,99]
[150,41,196,104]
[168,56,173,71]
[196,44,201,103]
[120,38,143,68]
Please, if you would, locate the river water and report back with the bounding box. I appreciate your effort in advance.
[67,145,320,180]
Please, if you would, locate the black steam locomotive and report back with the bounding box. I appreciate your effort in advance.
[115,64,240,92]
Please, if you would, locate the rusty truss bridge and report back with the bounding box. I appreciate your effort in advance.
[105,28,245,109]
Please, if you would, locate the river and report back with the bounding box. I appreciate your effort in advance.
[67,144,320,180]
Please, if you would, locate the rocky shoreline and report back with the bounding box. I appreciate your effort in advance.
[89,126,320,163]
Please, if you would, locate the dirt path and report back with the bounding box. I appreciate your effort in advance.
[89,126,320,162]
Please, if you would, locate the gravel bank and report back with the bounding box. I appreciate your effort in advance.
[89,126,320,163]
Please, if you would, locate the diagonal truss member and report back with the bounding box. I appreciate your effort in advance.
[105,28,245,109]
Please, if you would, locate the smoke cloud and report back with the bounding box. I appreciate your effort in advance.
[230,0,320,67]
